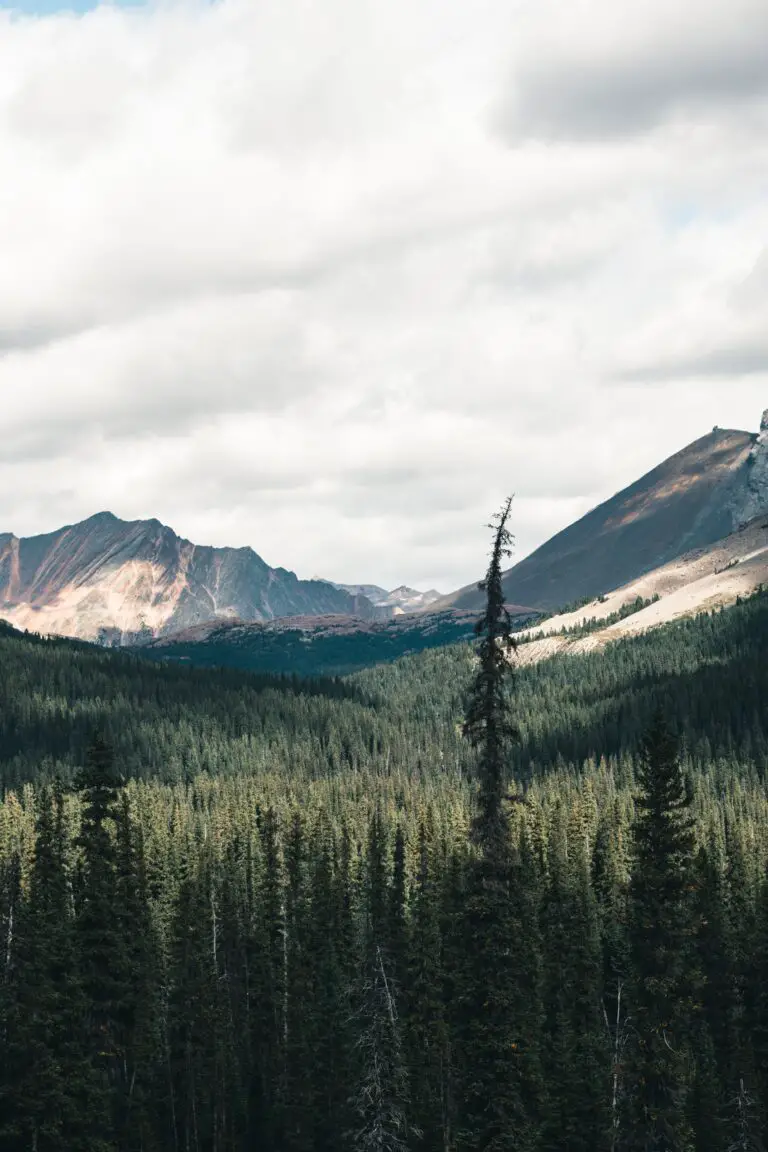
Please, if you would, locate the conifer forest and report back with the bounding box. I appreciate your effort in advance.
[1,510,768,1151]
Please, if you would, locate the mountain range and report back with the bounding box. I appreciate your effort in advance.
[0,512,385,643]
[1,408,767,653]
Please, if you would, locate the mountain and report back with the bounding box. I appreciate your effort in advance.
[0,512,381,644]
[326,581,443,614]
[437,410,768,613]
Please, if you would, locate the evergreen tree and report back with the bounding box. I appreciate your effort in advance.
[75,733,129,1139]
[540,805,610,1151]
[350,813,412,1152]
[623,711,698,1151]
[284,811,314,1152]
[458,498,541,1151]
[114,792,164,1151]
[306,816,354,1151]
[406,821,448,1152]
[0,785,105,1151]
[250,805,286,1150]
[462,495,517,848]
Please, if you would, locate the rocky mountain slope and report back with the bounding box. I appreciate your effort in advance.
[437,410,768,614]
[513,509,768,666]
[0,512,381,643]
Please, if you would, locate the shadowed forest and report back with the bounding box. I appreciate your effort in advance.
[1,563,767,1147]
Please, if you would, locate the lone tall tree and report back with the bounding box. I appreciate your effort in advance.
[458,497,542,1152]
[462,495,517,848]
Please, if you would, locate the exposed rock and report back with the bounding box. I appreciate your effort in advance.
[0,513,380,644]
[732,408,768,526]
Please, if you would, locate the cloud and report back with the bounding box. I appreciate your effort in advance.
[620,341,768,384]
[495,0,768,141]
[1,0,767,591]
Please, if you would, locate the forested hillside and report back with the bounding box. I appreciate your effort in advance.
[1,589,767,1149]
[141,608,484,678]
[2,589,768,791]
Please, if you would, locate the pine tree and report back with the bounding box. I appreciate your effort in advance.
[623,711,698,1151]
[75,732,129,1145]
[406,821,448,1152]
[0,784,106,1151]
[540,806,611,1152]
[250,805,286,1150]
[458,497,541,1151]
[114,792,164,1151]
[284,811,314,1152]
[307,815,354,1151]
[462,495,517,849]
[350,812,412,1152]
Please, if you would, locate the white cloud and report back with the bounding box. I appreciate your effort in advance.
[0,0,767,592]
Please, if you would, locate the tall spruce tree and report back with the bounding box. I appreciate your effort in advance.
[458,497,541,1152]
[623,711,698,1152]
[462,495,517,849]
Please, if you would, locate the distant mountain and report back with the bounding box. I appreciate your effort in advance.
[437,411,768,613]
[326,581,443,614]
[0,512,380,644]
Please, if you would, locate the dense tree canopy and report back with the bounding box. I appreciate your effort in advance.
[0,586,767,1148]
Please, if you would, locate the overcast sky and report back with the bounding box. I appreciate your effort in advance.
[1,0,767,592]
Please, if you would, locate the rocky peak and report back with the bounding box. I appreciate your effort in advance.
[736,407,768,524]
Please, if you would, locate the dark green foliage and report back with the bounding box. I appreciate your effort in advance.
[142,611,482,677]
[0,786,106,1151]
[458,498,544,1151]
[540,800,611,1152]
[406,822,449,1152]
[350,814,412,1152]
[1,571,768,1148]
[462,495,517,846]
[623,712,698,1151]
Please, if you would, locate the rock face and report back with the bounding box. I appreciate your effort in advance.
[732,408,768,526]
[438,415,768,614]
[0,512,380,644]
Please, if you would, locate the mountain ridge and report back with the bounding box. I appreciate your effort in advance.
[0,512,382,643]
[435,417,768,613]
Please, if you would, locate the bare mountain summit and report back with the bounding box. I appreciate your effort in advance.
[0,512,379,644]
[437,413,768,614]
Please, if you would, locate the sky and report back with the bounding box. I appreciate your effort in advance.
[0,0,767,593]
